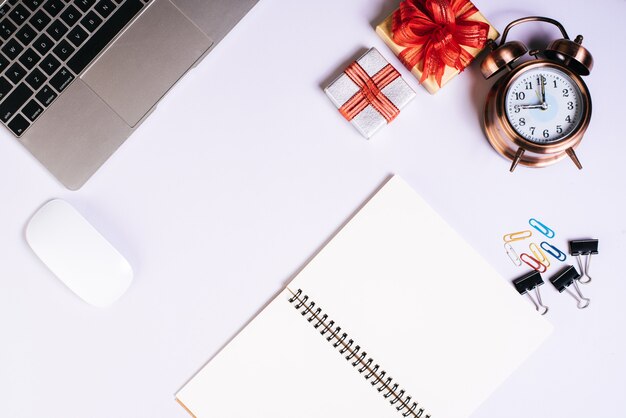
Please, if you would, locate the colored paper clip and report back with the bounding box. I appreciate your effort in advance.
[569,239,599,284]
[540,242,567,262]
[503,230,532,243]
[529,242,550,268]
[513,270,548,315]
[520,253,547,273]
[504,243,522,267]
[528,218,555,239]
[550,265,590,309]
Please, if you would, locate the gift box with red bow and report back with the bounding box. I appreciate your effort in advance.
[325,48,416,139]
[376,0,498,94]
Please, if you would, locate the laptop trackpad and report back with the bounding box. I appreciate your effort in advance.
[82,0,213,127]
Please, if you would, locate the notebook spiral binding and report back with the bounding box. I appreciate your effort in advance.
[288,289,430,418]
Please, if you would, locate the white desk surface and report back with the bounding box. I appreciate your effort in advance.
[1,0,624,417]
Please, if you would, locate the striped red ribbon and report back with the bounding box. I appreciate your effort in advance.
[339,62,401,123]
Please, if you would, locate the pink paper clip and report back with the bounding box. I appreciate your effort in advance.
[520,253,547,273]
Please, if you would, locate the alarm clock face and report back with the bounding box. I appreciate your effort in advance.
[505,67,585,144]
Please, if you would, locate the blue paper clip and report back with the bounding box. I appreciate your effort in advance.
[540,242,567,262]
[529,218,555,239]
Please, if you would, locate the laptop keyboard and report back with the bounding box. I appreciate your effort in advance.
[0,0,151,137]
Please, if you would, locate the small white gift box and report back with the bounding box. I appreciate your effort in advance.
[325,48,416,138]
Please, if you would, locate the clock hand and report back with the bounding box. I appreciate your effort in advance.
[516,104,545,110]
[539,75,548,110]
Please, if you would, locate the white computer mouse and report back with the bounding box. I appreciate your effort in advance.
[25,199,133,307]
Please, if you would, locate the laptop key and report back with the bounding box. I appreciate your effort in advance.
[0,19,16,40]
[25,67,46,89]
[50,67,74,92]
[2,38,23,59]
[0,5,10,19]
[24,0,44,12]
[80,11,102,32]
[95,0,116,18]
[0,83,33,122]
[53,39,75,61]
[35,84,57,106]
[6,62,27,84]
[18,47,41,70]
[0,53,9,72]
[22,99,43,121]
[61,5,82,27]
[16,23,37,46]
[74,0,96,13]
[40,54,61,75]
[30,10,51,31]
[67,25,88,46]
[47,20,69,41]
[0,76,11,101]
[9,4,31,26]
[7,113,29,136]
[44,0,65,17]
[33,33,53,55]
[68,0,143,74]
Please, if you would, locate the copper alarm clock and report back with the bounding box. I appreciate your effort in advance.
[481,17,594,171]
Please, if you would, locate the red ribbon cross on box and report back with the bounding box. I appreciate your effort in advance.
[339,62,401,123]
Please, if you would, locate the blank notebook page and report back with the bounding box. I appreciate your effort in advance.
[176,287,395,417]
[176,175,552,418]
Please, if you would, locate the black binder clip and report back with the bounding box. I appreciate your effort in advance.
[569,239,598,284]
[550,266,590,309]
[513,271,548,315]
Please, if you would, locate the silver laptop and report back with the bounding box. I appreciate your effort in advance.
[0,0,258,189]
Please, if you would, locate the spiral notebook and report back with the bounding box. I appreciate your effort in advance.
[176,176,552,418]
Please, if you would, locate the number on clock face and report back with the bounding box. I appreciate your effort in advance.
[505,67,584,144]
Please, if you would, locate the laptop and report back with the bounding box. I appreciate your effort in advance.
[0,0,258,189]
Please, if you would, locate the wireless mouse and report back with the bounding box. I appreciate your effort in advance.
[25,199,133,307]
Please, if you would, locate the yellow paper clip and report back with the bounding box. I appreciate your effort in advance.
[520,253,547,273]
[529,242,550,268]
[503,230,532,243]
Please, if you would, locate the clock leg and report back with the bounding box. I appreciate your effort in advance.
[510,148,525,172]
[566,148,583,170]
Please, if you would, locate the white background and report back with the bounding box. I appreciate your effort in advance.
[1,0,625,417]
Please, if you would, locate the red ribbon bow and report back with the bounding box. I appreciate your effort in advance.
[392,0,489,87]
